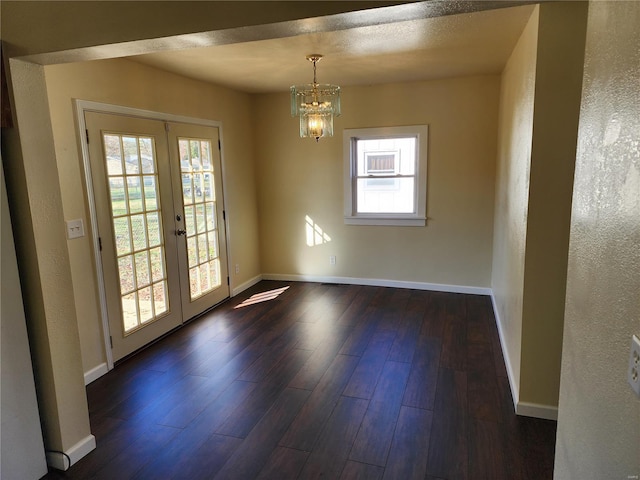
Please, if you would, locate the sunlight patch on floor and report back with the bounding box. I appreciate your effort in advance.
[234,286,290,309]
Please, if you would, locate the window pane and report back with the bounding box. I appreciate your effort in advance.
[109,177,127,216]
[138,286,153,323]
[184,205,195,236]
[123,137,140,175]
[122,292,138,332]
[195,204,206,234]
[356,137,416,176]
[143,176,158,210]
[209,259,221,288]
[356,177,415,213]
[205,202,216,231]
[105,135,123,176]
[130,214,148,251]
[127,177,143,214]
[149,247,165,283]
[135,251,150,288]
[113,217,131,256]
[189,267,200,298]
[187,236,198,266]
[146,212,161,248]
[198,233,208,263]
[139,138,154,174]
[118,255,135,294]
[153,281,168,316]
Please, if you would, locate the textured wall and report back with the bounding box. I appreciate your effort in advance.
[519,1,587,408]
[1,154,48,480]
[554,1,640,478]
[254,76,499,289]
[4,58,93,461]
[491,6,539,399]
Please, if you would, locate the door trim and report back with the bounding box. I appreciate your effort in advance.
[74,99,231,378]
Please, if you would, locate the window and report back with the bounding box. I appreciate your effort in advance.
[344,125,428,226]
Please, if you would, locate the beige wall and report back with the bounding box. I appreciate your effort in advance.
[492,6,539,396]
[520,1,587,406]
[2,58,93,462]
[44,58,261,375]
[254,76,499,288]
[555,1,640,478]
[492,2,587,414]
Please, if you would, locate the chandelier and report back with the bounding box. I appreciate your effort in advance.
[290,55,341,141]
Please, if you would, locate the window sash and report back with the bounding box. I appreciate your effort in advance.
[344,126,428,226]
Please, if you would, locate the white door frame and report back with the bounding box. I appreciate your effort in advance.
[74,99,232,374]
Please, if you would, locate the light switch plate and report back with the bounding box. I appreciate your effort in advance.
[66,219,85,239]
[628,334,640,397]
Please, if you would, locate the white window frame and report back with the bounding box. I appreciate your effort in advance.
[343,125,428,226]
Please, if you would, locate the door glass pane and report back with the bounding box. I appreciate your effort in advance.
[102,133,170,334]
[178,137,222,300]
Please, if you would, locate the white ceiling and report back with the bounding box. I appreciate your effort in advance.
[129,3,535,94]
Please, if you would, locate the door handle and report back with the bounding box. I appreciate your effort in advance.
[176,229,187,236]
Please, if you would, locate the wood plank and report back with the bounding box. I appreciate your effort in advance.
[215,347,312,437]
[156,343,264,428]
[467,342,502,422]
[342,329,396,399]
[281,354,360,451]
[402,335,441,410]
[426,367,468,480]
[420,291,445,338]
[440,318,467,371]
[213,387,310,480]
[131,380,256,479]
[340,461,385,480]
[336,287,378,326]
[387,291,427,363]
[468,418,509,480]
[160,434,241,480]
[349,361,411,466]
[256,447,309,480]
[466,295,492,344]
[42,281,557,480]
[339,310,380,356]
[297,396,369,479]
[383,406,433,480]
[92,422,180,480]
[288,330,352,391]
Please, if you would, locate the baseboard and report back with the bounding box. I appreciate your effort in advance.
[490,293,558,421]
[489,293,520,410]
[262,273,492,296]
[84,362,109,385]
[46,434,96,471]
[232,274,263,297]
[516,401,558,420]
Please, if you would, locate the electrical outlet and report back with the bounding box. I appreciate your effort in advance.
[628,335,640,397]
[235,264,240,274]
[329,255,336,265]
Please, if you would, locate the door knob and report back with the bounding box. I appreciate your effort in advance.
[176,229,187,236]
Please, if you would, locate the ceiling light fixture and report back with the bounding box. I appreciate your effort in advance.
[290,54,341,142]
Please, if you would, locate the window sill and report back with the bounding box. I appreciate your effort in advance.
[344,216,426,227]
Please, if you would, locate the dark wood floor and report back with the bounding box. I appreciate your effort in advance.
[42,281,556,480]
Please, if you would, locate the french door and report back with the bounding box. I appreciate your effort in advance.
[86,112,229,361]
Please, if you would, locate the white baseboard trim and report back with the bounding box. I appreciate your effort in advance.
[46,434,96,471]
[231,274,263,297]
[516,401,558,421]
[490,293,558,421]
[262,273,492,296]
[84,362,109,385]
[489,293,520,410]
